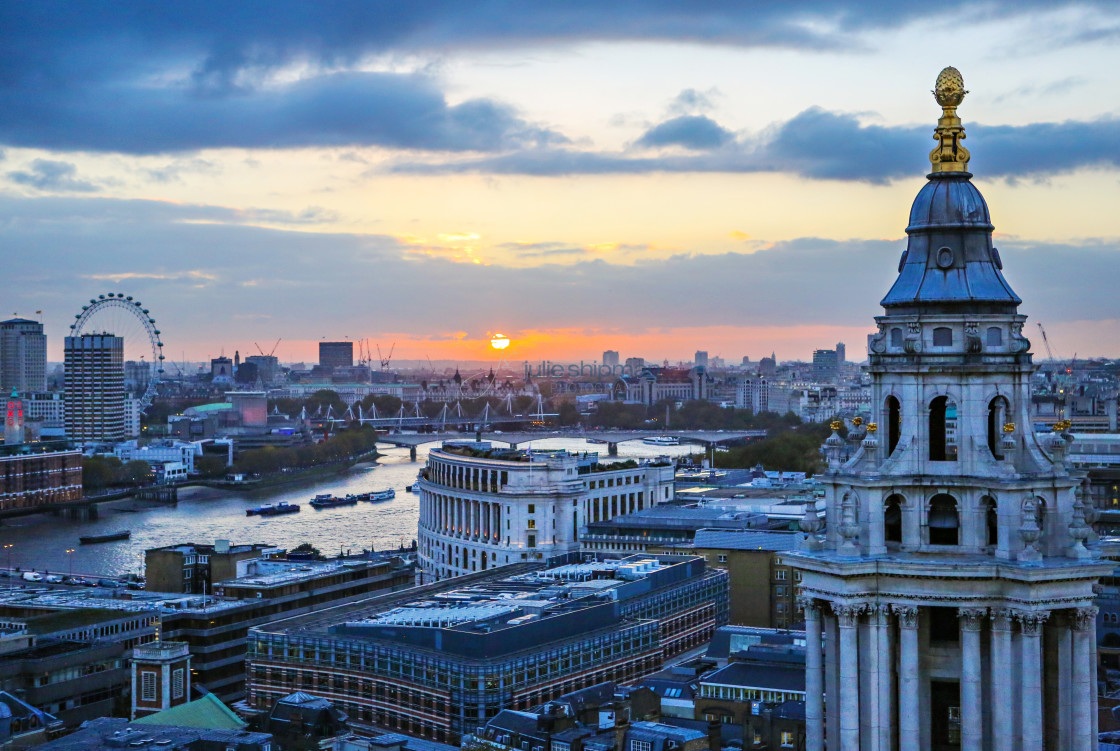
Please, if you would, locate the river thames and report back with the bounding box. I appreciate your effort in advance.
[1,438,695,578]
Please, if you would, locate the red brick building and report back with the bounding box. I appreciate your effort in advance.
[0,443,82,512]
[131,641,192,719]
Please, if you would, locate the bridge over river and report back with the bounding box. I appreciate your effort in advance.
[377,428,766,459]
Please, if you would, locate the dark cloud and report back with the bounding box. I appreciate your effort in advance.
[0,196,1113,351]
[635,115,734,151]
[0,72,565,154]
[392,108,1120,182]
[0,2,1115,155]
[6,159,100,192]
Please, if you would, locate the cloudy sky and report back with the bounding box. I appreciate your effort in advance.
[3,2,1119,365]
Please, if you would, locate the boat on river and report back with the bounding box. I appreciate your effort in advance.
[309,494,359,509]
[246,502,301,517]
[79,530,131,544]
[356,489,395,502]
[643,435,680,446]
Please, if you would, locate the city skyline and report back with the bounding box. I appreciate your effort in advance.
[3,3,1120,363]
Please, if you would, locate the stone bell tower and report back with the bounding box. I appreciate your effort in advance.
[783,67,1111,751]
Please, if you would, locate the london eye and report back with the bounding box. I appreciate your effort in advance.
[70,293,165,411]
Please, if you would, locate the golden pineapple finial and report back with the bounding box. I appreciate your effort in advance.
[929,67,971,174]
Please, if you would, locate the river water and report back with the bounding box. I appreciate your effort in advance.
[0,438,696,578]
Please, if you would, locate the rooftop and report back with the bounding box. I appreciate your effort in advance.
[2,607,147,636]
[220,559,383,590]
[37,717,271,750]
[701,662,806,693]
[254,554,715,659]
[689,529,798,552]
[132,693,246,731]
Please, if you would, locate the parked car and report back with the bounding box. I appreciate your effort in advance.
[97,578,123,588]
[21,572,43,582]
[44,574,63,583]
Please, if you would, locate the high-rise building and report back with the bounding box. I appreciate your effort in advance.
[602,350,620,368]
[783,68,1110,751]
[625,356,645,373]
[695,350,709,368]
[0,318,46,393]
[811,348,840,383]
[835,341,846,363]
[318,341,353,369]
[64,333,125,443]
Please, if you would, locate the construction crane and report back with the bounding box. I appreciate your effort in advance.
[376,342,395,371]
[1036,322,1058,364]
[253,338,282,358]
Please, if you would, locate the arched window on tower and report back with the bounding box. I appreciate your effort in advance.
[887,396,901,456]
[986,327,1003,346]
[987,396,1009,460]
[933,327,953,347]
[890,328,903,348]
[1035,497,1047,541]
[884,494,903,544]
[981,495,998,547]
[928,494,959,545]
[929,395,958,461]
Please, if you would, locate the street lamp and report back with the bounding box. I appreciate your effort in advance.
[66,548,75,579]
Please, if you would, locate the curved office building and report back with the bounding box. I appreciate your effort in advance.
[417,442,675,580]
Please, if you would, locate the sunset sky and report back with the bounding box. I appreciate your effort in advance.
[3,2,1120,366]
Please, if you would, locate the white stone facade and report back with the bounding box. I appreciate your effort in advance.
[417,443,674,581]
[783,70,1111,751]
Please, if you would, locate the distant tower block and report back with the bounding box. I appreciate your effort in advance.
[131,641,192,719]
[784,68,1110,751]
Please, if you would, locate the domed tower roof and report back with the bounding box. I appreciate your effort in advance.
[880,67,1021,314]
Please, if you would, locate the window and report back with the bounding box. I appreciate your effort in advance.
[141,672,156,701]
[527,535,536,549]
[717,555,727,563]
[198,555,209,564]
[890,328,903,348]
[183,569,193,579]
[884,494,904,544]
[928,494,959,545]
[987,396,1009,460]
[781,730,794,748]
[986,326,1003,346]
[775,569,787,581]
[886,396,901,456]
[527,519,536,529]
[933,327,953,347]
[527,504,535,514]
[929,395,958,461]
[631,741,652,751]
[775,586,786,596]
[982,496,998,547]
[172,668,185,699]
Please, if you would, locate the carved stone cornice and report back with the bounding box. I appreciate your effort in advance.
[958,607,987,631]
[893,604,919,629]
[1014,610,1049,636]
[1070,606,1098,632]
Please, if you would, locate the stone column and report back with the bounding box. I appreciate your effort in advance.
[825,610,840,749]
[800,598,824,750]
[833,603,863,751]
[1071,607,1096,751]
[1091,608,1099,742]
[959,608,986,751]
[1017,611,1048,751]
[868,604,892,749]
[896,605,920,751]
[990,610,1013,751]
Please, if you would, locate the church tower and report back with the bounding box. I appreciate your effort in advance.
[783,68,1111,751]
